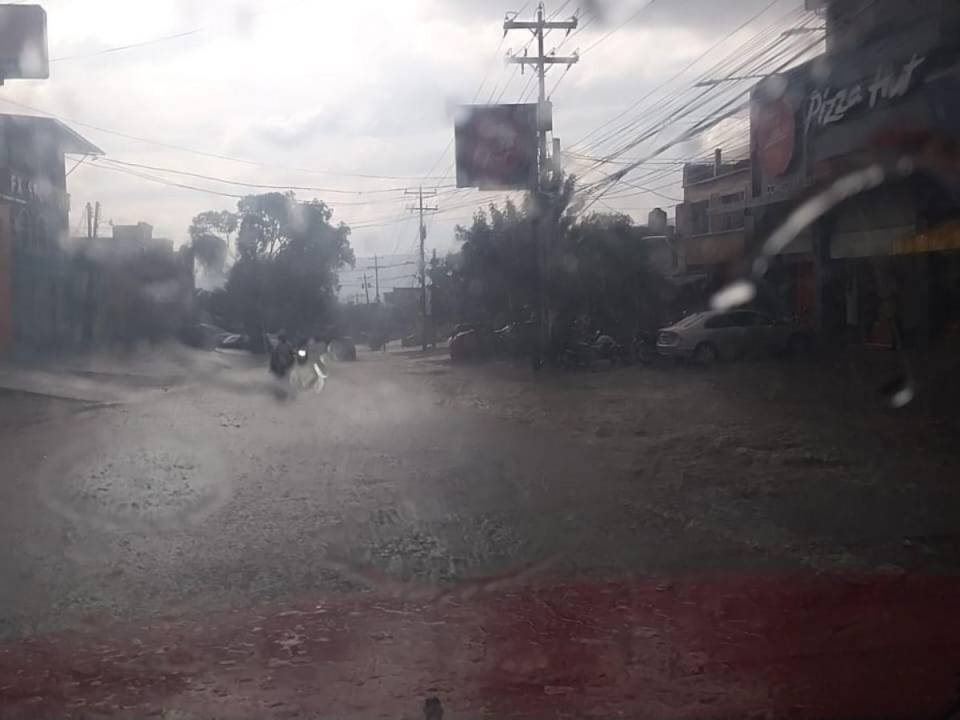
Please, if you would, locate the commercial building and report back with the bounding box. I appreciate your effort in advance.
[749,0,960,347]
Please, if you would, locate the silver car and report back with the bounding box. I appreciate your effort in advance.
[656,310,812,363]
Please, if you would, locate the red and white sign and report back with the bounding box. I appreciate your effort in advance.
[753,96,796,178]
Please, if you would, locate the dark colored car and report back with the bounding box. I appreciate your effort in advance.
[329,336,357,361]
[449,323,495,362]
[180,323,227,350]
[217,333,250,350]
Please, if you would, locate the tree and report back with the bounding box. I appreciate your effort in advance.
[455,198,538,324]
[201,193,354,347]
[447,175,670,342]
[188,210,237,282]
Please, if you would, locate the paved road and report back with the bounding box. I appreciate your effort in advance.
[0,352,772,632]
[2,350,960,719]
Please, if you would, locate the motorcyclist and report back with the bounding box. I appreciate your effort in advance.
[269,332,295,378]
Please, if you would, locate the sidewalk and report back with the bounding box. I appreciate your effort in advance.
[0,343,237,404]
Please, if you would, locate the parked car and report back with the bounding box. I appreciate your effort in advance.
[329,336,357,361]
[180,322,227,350]
[656,310,812,364]
[217,333,250,350]
[449,328,481,363]
[449,323,495,362]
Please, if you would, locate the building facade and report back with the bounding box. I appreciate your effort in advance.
[0,114,102,352]
[750,0,960,346]
[674,149,752,313]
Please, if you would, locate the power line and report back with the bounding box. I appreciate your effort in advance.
[568,0,790,152]
[49,0,308,63]
[83,160,245,198]
[577,7,806,166]
[92,158,428,196]
[580,29,829,213]
[576,6,815,177]
[52,29,205,62]
[578,0,660,57]
[0,96,452,182]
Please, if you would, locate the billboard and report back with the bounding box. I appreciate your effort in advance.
[455,104,538,190]
[0,5,49,80]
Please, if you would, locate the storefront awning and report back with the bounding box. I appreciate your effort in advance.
[896,220,960,254]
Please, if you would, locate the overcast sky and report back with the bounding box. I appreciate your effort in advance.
[2,0,817,291]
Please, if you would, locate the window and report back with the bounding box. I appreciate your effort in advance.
[729,311,758,327]
[690,200,709,235]
[715,211,745,232]
[705,314,734,329]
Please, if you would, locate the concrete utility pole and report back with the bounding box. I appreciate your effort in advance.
[362,272,371,304]
[373,255,381,304]
[504,4,577,170]
[405,186,438,351]
[504,3,578,364]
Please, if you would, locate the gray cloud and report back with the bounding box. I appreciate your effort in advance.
[19,0,796,259]
[251,109,345,147]
[438,0,787,29]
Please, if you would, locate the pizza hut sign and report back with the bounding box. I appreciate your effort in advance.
[805,53,926,134]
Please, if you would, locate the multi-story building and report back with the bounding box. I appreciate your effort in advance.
[674,148,751,312]
[0,114,102,351]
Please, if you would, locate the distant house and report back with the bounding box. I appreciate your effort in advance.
[73,221,193,346]
[0,113,102,351]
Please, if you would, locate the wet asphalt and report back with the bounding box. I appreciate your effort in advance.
[0,351,770,639]
[4,350,960,718]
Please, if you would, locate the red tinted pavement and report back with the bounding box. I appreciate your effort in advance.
[3,573,960,719]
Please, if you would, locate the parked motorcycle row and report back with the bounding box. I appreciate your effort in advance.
[449,321,656,370]
[555,332,657,370]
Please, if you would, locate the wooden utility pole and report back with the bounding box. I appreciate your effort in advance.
[405,186,438,351]
[504,3,578,365]
[373,255,381,304]
[362,272,371,304]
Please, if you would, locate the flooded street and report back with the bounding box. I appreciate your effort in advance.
[2,349,960,718]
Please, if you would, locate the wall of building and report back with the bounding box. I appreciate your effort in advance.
[822,0,957,55]
[675,167,750,274]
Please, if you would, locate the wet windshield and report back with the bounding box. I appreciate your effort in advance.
[2,1,960,718]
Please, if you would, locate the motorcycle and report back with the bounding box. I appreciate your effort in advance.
[632,332,657,365]
[270,338,327,397]
[288,342,327,394]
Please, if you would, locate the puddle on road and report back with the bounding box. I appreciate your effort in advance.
[37,430,231,532]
